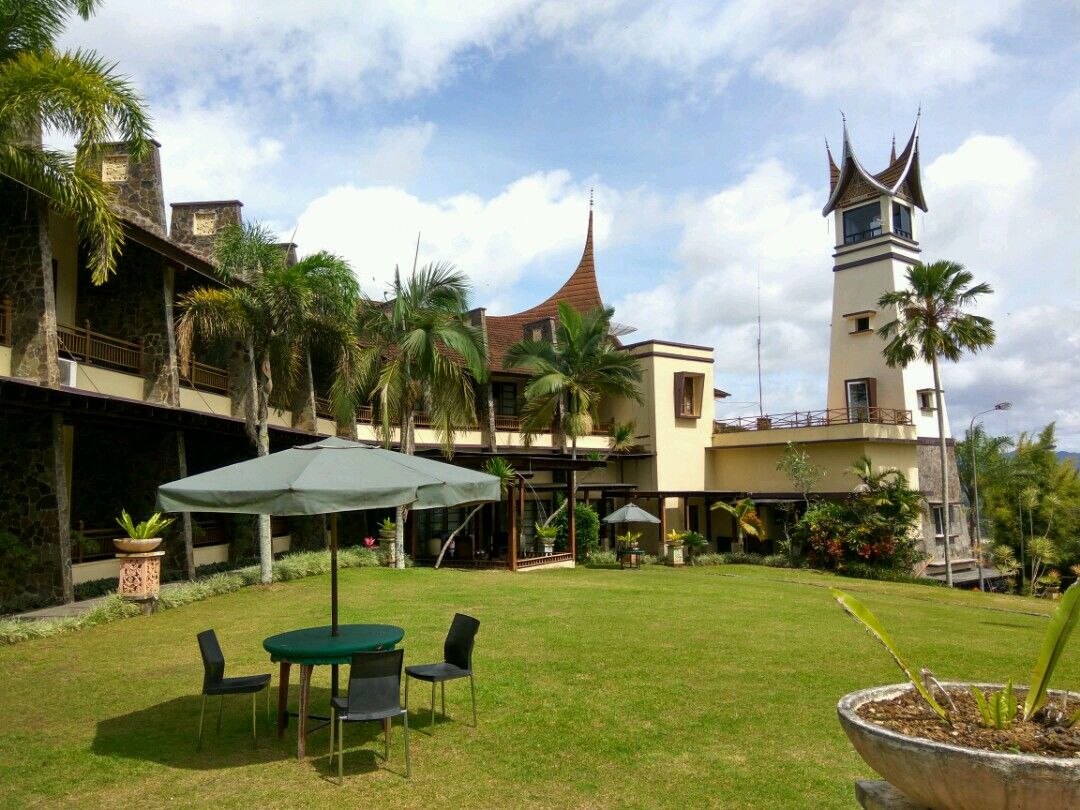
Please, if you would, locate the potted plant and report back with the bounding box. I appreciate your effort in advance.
[682,530,707,565]
[113,510,174,553]
[832,585,1080,809]
[665,529,686,566]
[534,522,559,555]
[616,530,642,567]
[377,516,396,565]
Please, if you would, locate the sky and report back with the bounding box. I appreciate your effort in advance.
[58,1,1080,447]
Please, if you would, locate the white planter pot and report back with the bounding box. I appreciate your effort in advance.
[666,546,684,566]
[838,682,1080,810]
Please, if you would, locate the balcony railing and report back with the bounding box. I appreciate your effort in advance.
[494,414,520,431]
[843,227,883,245]
[57,322,141,373]
[315,397,375,423]
[181,360,229,394]
[0,296,10,346]
[714,407,913,433]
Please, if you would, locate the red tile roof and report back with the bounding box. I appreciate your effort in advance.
[486,210,603,370]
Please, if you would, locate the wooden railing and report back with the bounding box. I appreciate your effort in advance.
[181,360,229,394]
[71,524,117,563]
[714,407,913,433]
[591,420,612,436]
[516,552,574,569]
[0,296,10,346]
[315,398,375,422]
[57,322,141,373]
[494,414,520,431]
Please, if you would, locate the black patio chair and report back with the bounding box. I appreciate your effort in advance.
[196,629,271,749]
[330,649,410,783]
[405,613,480,732]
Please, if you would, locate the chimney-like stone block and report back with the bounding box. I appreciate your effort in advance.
[169,201,243,263]
[523,316,557,345]
[277,242,299,268]
[80,140,167,236]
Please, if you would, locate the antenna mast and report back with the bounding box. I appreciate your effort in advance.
[756,269,764,417]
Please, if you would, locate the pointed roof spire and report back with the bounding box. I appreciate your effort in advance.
[826,137,840,190]
[890,133,897,163]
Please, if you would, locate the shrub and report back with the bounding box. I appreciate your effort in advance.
[552,502,600,561]
[836,561,945,587]
[691,553,726,566]
[761,554,792,568]
[722,551,764,565]
[584,550,619,568]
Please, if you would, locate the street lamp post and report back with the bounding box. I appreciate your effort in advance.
[969,401,1011,591]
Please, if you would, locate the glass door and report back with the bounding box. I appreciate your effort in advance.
[846,380,870,422]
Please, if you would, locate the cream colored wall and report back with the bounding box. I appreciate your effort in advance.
[74,364,142,399]
[48,211,79,325]
[827,195,948,439]
[178,387,233,417]
[709,436,920,493]
[0,345,10,377]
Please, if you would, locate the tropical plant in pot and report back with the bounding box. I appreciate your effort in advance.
[534,522,559,555]
[832,585,1080,810]
[114,510,174,553]
[665,529,686,566]
[377,516,397,565]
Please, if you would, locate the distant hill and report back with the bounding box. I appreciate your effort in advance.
[1058,451,1080,466]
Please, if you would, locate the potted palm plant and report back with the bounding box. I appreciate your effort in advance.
[534,522,558,556]
[665,529,686,566]
[378,516,397,565]
[833,585,1080,809]
[113,510,174,553]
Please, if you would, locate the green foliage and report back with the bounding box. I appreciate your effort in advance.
[615,529,641,548]
[114,509,174,539]
[584,550,619,568]
[682,530,707,563]
[534,522,559,541]
[0,0,154,283]
[972,683,1016,729]
[836,562,946,587]
[792,460,923,571]
[551,501,600,561]
[712,498,765,545]
[482,456,517,492]
[504,301,643,453]
[665,529,685,547]
[832,589,950,724]
[776,442,826,502]
[379,516,396,532]
[1023,581,1080,720]
[608,421,636,453]
[583,450,604,462]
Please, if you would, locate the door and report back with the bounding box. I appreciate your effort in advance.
[846,379,870,422]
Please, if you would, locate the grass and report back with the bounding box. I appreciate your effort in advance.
[0,564,1076,809]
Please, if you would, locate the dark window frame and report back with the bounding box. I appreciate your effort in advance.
[843,202,883,245]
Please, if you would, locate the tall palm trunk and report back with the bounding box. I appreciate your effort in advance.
[254,350,274,584]
[393,408,415,569]
[932,356,952,587]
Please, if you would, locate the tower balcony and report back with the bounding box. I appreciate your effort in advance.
[714,406,912,434]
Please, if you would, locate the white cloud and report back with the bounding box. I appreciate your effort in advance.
[293,170,608,303]
[356,122,436,186]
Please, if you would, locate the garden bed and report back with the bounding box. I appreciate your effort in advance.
[857,687,1080,758]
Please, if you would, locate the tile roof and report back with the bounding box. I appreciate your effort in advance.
[485,209,603,370]
[822,115,927,216]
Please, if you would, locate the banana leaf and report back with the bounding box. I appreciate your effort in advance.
[832,589,950,723]
[1024,581,1080,720]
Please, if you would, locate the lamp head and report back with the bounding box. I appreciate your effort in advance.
[995,402,1012,411]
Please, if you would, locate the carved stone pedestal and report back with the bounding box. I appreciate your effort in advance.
[117,550,165,613]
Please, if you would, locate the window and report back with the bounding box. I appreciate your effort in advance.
[843,203,883,244]
[932,505,960,538]
[917,389,935,411]
[673,372,704,418]
[853,316,871,333]
[892,203,912,239]
[492,381,519,416]
[845,378,875,422]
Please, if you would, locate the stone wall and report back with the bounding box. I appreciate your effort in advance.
[74,241,178,405]
[917,438,971,558]
[169,201,243,263]
[0,179,59,386]
[79,141,167,236]
[0,409,70,610]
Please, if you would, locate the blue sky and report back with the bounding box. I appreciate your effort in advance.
[60,1,1080,446]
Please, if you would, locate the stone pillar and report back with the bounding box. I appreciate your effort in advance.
[144,263,180,405]
[158,429,194,579]
[0,411,71,608]
[0,180,59,387]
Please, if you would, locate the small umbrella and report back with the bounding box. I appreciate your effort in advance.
[602,503,660,524]
[157,436,501,634]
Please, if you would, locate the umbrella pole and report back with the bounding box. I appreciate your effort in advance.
[330,512,339,699]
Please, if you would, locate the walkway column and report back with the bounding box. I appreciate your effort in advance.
[508,482,518,571]
[566,474,576,560]
[705,496,713,549]
[658,496,667,558]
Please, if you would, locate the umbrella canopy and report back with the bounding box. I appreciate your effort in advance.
[602,502,660,524]
[157,436,500,515]
[156,436,501,640]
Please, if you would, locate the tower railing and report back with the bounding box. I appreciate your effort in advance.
[714,407,913,433]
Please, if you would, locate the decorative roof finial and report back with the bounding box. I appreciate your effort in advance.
[589,187,594,209]
[890,133,897,163]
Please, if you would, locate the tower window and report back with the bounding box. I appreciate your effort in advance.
[892,203,912,239]
[853,316,871,334]
[842,203,882,244]
[917,389,935,411]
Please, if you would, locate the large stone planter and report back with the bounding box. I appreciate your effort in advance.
[838,682,1080,810]
[379,528,397,565]
[113,537,163,554]
[666,545,684,566]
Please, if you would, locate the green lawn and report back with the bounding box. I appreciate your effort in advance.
[1,565,1075,809]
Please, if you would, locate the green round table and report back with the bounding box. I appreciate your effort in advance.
[264,624,404,758]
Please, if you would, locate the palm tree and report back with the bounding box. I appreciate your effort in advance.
[343,262,488,567]
[0,0,153,283]
[505,302,643,458]
[877,260,995,586]
[712,497,764,554]
[177,222,359,583]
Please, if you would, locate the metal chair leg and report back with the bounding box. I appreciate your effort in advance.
[441,682,446,718]
[251,692,257,746]
[266,686,270,725]
[338,718,344,785]
[197,694,206,749]
[403,711,411,778]
[217,695,224,733]
[470,673,477,727]
[384,718,390,761]
[430,681,436,731]
[329,705,335,760]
